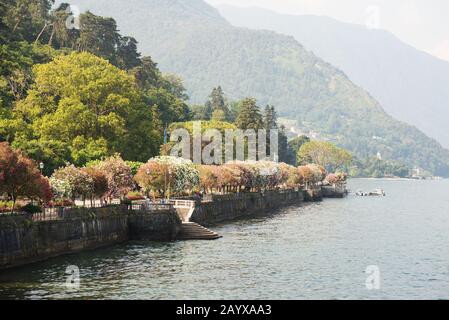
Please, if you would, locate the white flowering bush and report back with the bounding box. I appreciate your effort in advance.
[50,178,73,200]
[144,156,200,196]
[50,164,94,200]
[223,160,288,191]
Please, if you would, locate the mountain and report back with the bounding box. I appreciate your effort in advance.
[62,0,449,175]
[216,5,449,149]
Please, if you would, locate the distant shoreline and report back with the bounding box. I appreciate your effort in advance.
[350,177,445,181]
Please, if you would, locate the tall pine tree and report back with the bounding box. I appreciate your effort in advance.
[235,98,263,130]
[205,86,229,120]
[263,105,278,130]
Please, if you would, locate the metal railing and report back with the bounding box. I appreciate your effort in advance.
[129,202,173,212]
[170,199,195,208]
[77,199,121,208]
[2,189,305,222]
[0,200,175,222]
[33,208,62,221]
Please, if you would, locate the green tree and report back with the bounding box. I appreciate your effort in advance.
[0,1,13,41]
[130,56,191,130]
[4,0,53,42]
[205,86,229,120]
[131,56,161,89]
[190,104,210,120]
[356,157,410,178]
[235,98,263,130]
[75,11,142,70]
[278,125,295,165]
[6,52,159,171]
[298,140,353,172]
[162,74,189,100]
[116,36,141,70]
[289,135,310,154]
[125,161,144,176]
[167,120,237,163]
[1,42,60,144]
[211,109,226,122]
[263,105,278,130]
[42,3,79,49]
[77,11,119,62]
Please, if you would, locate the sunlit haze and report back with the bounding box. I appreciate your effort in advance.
[206,0,449,61]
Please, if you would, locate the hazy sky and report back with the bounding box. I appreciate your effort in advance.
[206,0,449,62]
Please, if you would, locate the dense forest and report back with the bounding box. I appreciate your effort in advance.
[63,0,449,176]
[1,0,449,177]
[0,0,193,175]
[216,5,449,149]
[0,0,295,175]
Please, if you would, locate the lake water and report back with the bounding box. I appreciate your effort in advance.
[1,179,449,300]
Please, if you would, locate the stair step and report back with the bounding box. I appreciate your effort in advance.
[178,230,217,234]
[177,222,222,241]
[177,235,222,240]
[178,231,218,235]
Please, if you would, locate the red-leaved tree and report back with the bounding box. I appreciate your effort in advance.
[0,142,52,213]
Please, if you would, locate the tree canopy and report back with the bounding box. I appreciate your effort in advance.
[298,140,352,173]
[5,52,159,172]
[0,142,52,211]
[235,98,263,130]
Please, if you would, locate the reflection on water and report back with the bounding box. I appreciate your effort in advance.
[1,179,449,299]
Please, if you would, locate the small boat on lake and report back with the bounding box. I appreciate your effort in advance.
[356,189,386,197]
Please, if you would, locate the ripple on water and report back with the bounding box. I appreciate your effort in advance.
[1,179,449,299]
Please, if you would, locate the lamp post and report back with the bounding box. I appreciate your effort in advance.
[39,161,44,175]
[167,168,172,202]
[146,169,151,200]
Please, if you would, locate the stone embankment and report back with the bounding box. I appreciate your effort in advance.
[0,186,346,269]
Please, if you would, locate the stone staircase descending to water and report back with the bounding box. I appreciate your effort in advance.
[171,200,221,240]
[177,222,222,240]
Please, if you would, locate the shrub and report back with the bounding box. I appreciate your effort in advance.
[126,195,145,201]
[50,164,94,200]
[197,165,219,192]
[298,166,313,187]
[125,191,145,201]
[82,167,108,199]
[0,201,22,213]
[96,154,134,199]
[136,156,199,197]
[325,173,339,185]
[20,203,42,214]
[125,161,144,176]
[48,200,74,207]
[135,161,168,196]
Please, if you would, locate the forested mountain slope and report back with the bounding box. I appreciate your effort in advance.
[62,0,449,175]
[217,5,449,149]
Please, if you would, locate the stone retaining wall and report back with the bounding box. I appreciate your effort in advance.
[0,187,345,269]
[0,206,179,269]
[191,190,305,226]
[128,209,181,241]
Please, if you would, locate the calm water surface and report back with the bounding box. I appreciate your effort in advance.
[1,179,449,300]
